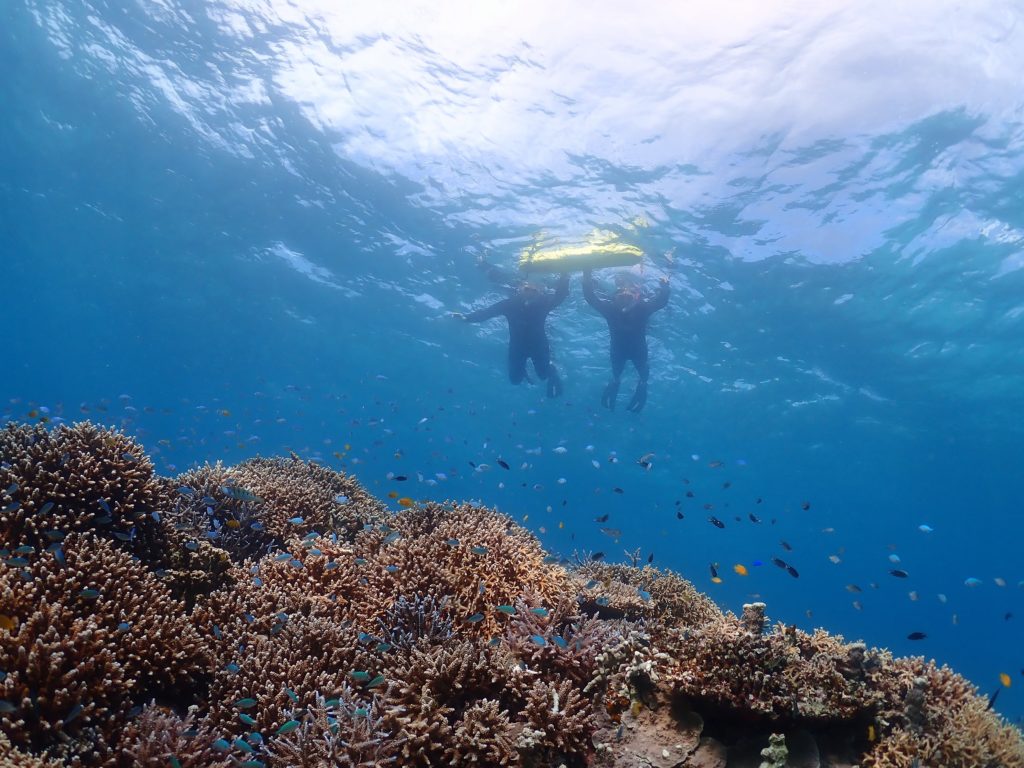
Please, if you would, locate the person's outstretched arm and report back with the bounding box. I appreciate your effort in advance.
[545,272,570,310]
[646,276,670,313]
[458,298,510,323]
[582,270,612,315]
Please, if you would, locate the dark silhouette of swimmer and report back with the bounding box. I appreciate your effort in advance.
[583,269,669,412]
[453,273,569,397]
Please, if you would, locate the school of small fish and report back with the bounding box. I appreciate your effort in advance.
[3,391,1021,718]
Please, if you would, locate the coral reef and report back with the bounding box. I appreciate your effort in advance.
[1,420,1022,768]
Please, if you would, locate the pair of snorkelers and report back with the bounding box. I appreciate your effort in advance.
[452,263,669,412]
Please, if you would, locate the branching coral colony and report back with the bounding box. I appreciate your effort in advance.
[1,421,1022,767]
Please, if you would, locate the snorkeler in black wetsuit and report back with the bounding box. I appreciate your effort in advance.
[583,269,669,412]
[453,273,569,398]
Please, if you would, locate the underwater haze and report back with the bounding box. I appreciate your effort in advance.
[3,0,1024,722]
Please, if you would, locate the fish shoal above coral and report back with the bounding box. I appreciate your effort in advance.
[1,420,1022,767]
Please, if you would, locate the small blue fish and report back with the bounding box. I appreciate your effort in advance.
[252,577,263,587]
[277,719,300,735]
[595,596,610,606]
[325,561,339,570]
[233,738,255,753]
[13,546,34,555]
[375,642,393,652]
[38,501,55,515]
[185,541,199,551]
[354,557,367,566]
[226,663,240,674]
[965,577,982,587]
[117,622,131,633]
[288,559,304,569]
[584,579,600,589]
[0,701,16,713]
[97,498,112,514]
[212,738,231,752]
[466,613,485,623]
[236,697,258,709]
[637,588,651,602]
[247,732,264,745]
[496,605,516,615]
[335,494,349,504]
[249,521,264,531]
[470,546,488,556]
[6,557,29,567]
[530,635,547,647]
[384,565,399,573]
[48,545,65,566]
[274,553,291,562]
[349,670,370,682]
[212,625,223,639]
[366,674,386,688]
[285,687,299,703]
[382,531,401,545]
[43,529,64,541]
[1,503,19,513]
[240,761,265,768]
[553,636,568,649]
[446,538,460,547]
[287,517,304,525]
[204,530,221,540]
[178,486,195,496]
[238,713,256,726]
[63,703,83,723]
[78,589,100,599]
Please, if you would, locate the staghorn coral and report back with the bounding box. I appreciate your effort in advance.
[445,699,519,765]
[0,422,167,562]
[517,678,595,766]
[189,533,360,659]
[107,705,232,768]
[203,616,361,736]
[0,732,63,768]
[860,655,1024,768]
[348,501,575,638]
[0,532,209,763]
[267,694,400,767]
[1,422,1022,768]
[572,563,723,633]
[228,454,389,542]
[662,616,881,724]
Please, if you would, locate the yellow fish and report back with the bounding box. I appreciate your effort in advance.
[397,497,415,508]
[1000,672,1012,688]
[0,614,17,631]
[867,724,876,742]
[733,564,748,576]
[711,576,722,584]
[388,491,398,499]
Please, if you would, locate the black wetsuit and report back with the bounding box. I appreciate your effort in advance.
[463,273,569,396]
[583,272,669,412]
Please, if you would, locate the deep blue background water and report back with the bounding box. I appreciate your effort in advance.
[3,0,1024,723]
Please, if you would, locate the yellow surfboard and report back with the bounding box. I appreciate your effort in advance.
[519,230,643,273]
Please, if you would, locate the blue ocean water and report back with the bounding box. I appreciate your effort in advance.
[3,0,1023,724]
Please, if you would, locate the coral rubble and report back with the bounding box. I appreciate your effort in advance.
[1,421,1022,767]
